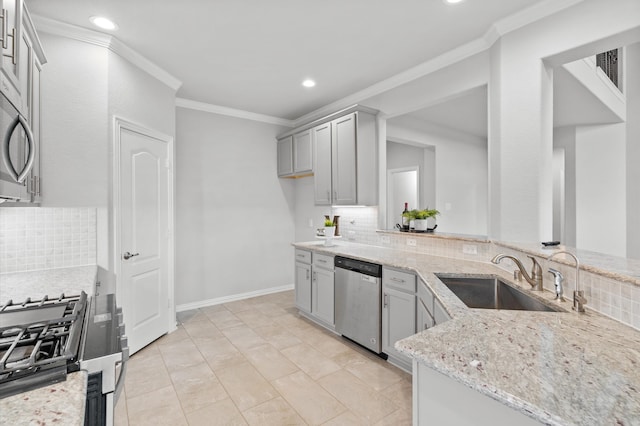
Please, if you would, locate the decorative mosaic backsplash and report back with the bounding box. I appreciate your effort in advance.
[0,208,97,273]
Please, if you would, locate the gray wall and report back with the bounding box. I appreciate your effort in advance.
[175,108,295,307]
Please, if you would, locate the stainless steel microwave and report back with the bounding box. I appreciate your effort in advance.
[1,92,35,202]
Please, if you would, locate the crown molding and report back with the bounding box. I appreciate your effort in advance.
[292,36,491,126]
[293,0,584,124]
[176,98,295,127]
[31,15,182,91]
[491,0,584,37]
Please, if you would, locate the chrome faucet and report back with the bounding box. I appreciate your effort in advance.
[547,251,586,313]
[491,254,544,291]
[548,268,566,302]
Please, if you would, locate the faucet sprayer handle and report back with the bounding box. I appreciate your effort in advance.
[548,268,565,301]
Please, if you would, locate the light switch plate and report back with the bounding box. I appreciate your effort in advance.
[407,239,416,247]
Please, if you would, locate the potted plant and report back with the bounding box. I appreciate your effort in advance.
[414,208,440,231]
[324,218,336,237]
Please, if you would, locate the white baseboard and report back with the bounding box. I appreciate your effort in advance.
[176,284,294,312]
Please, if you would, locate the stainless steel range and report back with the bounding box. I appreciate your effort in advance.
[0,291,128,425]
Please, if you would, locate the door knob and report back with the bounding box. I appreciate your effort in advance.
[123,252,139,260]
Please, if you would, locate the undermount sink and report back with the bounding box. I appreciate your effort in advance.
[436,275,561,312]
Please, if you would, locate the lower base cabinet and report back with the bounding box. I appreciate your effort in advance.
[295,257,312,313]
[382,267,416,372]
[312,266,334,326]
[413,361,542,425]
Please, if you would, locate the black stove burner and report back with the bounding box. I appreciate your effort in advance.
[0,292,88,398]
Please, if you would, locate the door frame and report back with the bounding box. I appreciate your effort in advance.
[112,116,176,335]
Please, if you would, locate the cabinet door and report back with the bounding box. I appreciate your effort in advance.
[382,286,416,359]
[417,296,434,332]
[293,129,312,174]
[312,267,334,325]
[331,113,357,205]
[295,262,311,313]
[312,122,332,205]
[0,0,22,105]
[277,136,293,176]
[434,299,450,325]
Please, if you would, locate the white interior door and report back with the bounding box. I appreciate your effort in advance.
[117,121,173,355]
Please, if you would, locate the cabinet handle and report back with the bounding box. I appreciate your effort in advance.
[318,259,326,263]
[313,271,317,281]
[1,9,7,49]
[334,190,337,201]
[326,190,330,202]
[383,293,388,308]
[1,27,15,65]
[390,277,406,283]
[306,270,309,280]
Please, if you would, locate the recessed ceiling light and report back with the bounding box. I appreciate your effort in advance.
[444,0,464,4]
[302,79,316,88]
[89,16,119,31]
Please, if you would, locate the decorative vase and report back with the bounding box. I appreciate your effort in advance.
[414,219,428,231]
[427,217,436,230]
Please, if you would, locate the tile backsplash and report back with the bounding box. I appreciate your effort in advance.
[0,208,97,273]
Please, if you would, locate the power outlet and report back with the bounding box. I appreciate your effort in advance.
[462,244,478,255]
[407,238,417,247]
[381,236,390,244]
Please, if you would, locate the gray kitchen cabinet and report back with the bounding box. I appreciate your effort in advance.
[311,253,334,327]
[1,0,45,202]
[277,136,293,177]
[331,113,357,204]
[294,249,312,313]
[382,267,416,372]
[293,129,312,174]
[416,295,435,332]
[312,109,377,206]
[277,130,313,178]
[417,278,435,331]
[414,362,542,426]
[313,122,332,204]
[434,298,450,325]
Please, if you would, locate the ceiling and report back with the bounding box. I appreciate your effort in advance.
[26,0,554,121]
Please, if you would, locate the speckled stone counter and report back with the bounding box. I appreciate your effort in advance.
[293,241,640,426]
[0,371,87,425]
[0,265,97,304]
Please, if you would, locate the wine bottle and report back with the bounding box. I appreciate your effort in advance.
[402,202,409,230]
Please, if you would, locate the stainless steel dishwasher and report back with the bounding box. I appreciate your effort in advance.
[334,256,383,354]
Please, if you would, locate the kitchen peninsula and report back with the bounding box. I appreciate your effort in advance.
[292,237,640,425]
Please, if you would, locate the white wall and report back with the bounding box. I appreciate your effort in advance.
[553,126,577,246]
[387,118,488,236]
[37,31,177,283]
[175,108,295,307]
[626,43,640,259]
[39,33,109,208]
[575,124,626,257]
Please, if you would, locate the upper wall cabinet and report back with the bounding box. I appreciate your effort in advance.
[277,105,378,205]
[277,129,313,178]
[313,111,377,206]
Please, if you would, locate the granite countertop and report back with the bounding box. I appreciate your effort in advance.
[0,371,87,425]
[293,241,640,426]
[0,265,97,304]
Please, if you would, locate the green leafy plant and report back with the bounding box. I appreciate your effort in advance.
[402,210,416,220]
[410,208,440,220]
[324,218,335,227]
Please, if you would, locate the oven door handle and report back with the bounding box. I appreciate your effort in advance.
[114,340,129,401]
[2,113,36,183]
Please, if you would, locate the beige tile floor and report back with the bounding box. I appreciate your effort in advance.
[114,290,412,425]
